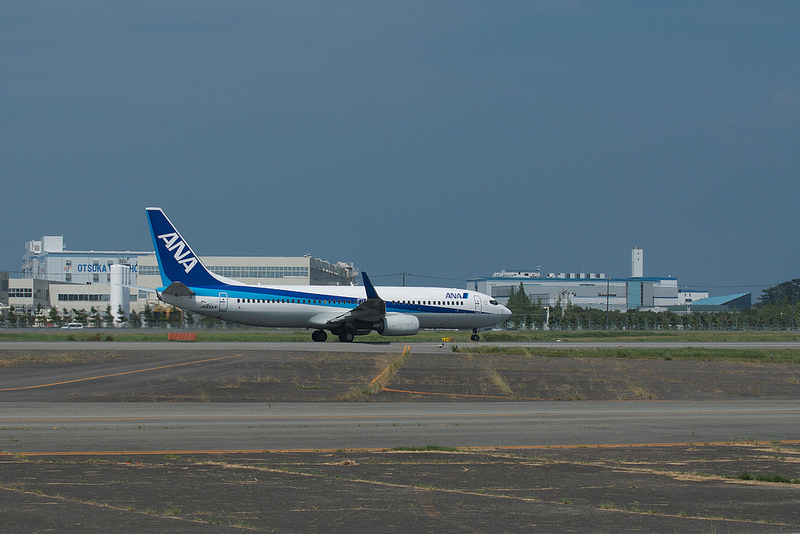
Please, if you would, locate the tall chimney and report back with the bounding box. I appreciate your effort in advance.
[632,247,644,278]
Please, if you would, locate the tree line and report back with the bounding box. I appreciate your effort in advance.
[2,279,798,331]
[503,279,800,331]
[0,303,223,329]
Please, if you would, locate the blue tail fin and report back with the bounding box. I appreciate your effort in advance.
[145,208,221,288]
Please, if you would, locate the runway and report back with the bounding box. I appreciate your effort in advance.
[3,399,799,455]
[3,341,800,532]
[2,340,800,454]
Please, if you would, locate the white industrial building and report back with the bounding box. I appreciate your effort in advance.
[7,235,356,323]
[468,248,702,312]
[22,236,149,285]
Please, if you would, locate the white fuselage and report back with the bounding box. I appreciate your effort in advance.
[146,206,511,340]
[160,283,509,330]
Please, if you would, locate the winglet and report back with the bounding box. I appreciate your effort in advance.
[361,272,380,300]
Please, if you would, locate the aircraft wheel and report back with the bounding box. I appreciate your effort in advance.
[338,330,355,343]
[312,330,327,342]
[471,334,480,342]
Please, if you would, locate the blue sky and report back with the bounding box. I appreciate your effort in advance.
[2,1,798,296]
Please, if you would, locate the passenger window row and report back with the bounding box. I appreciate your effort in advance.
[234,298,466,307]
[392,301,463,306]
[236,298,359,304]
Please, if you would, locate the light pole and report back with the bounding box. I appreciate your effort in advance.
[599,278,616,330]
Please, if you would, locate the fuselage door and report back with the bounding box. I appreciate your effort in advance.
[219,292,228,312]
[474,295,482,313]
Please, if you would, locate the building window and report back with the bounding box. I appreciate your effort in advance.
[57,293,108,302]
[208,266,309,279]
[138,265,160,276]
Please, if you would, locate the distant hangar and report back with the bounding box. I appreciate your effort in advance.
[469,248,749,313]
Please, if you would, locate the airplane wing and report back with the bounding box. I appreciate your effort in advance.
[332,271,385,322]
[307,272,385,327]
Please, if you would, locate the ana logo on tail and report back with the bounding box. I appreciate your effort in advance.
[157,232,198,274]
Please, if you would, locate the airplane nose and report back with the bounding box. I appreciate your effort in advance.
[501,306,512,319]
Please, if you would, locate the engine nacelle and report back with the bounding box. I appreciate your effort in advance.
[375,314,420,336]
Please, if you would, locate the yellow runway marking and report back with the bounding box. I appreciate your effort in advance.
[382,387,538,400]
[369,345,411,386]
[0,353,243,392]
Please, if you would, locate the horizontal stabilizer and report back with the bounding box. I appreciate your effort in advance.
[162,281,195,297]
[122,284,157,294]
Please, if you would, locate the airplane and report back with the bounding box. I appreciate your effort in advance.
[145,207,512,342]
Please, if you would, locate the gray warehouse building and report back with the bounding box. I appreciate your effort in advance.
[469,248,692,312]
[468,271,679,312]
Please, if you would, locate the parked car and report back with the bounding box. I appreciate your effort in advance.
[61,323,84,330]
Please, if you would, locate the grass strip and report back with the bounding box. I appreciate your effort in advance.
[453,345,800,364]
[2,329,800,343]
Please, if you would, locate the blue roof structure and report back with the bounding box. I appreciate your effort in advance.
[689,293,752,309]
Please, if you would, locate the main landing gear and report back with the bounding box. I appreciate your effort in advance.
[471,329,480,342]
[338,330,355,343]
[312,328,356,342]
[312,330,327,342]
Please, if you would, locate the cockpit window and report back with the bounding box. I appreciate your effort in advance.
[489,299,499,306]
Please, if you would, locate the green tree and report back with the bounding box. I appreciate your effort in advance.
[756,279,799,330]
[143,304,154,328]
[506,283,531,313]
[89,307,101,328]
[759,279,800,307]
[73,308,88,326]
[167,306,183,328]
[116,305,128,327]
[505,283,549,329]
[103,305,115,327]
[48,306,60,327]
[128,310,141,328]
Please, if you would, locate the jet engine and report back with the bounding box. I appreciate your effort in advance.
[374,314,420,336]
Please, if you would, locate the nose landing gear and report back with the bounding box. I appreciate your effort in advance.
[471,329,480,342]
